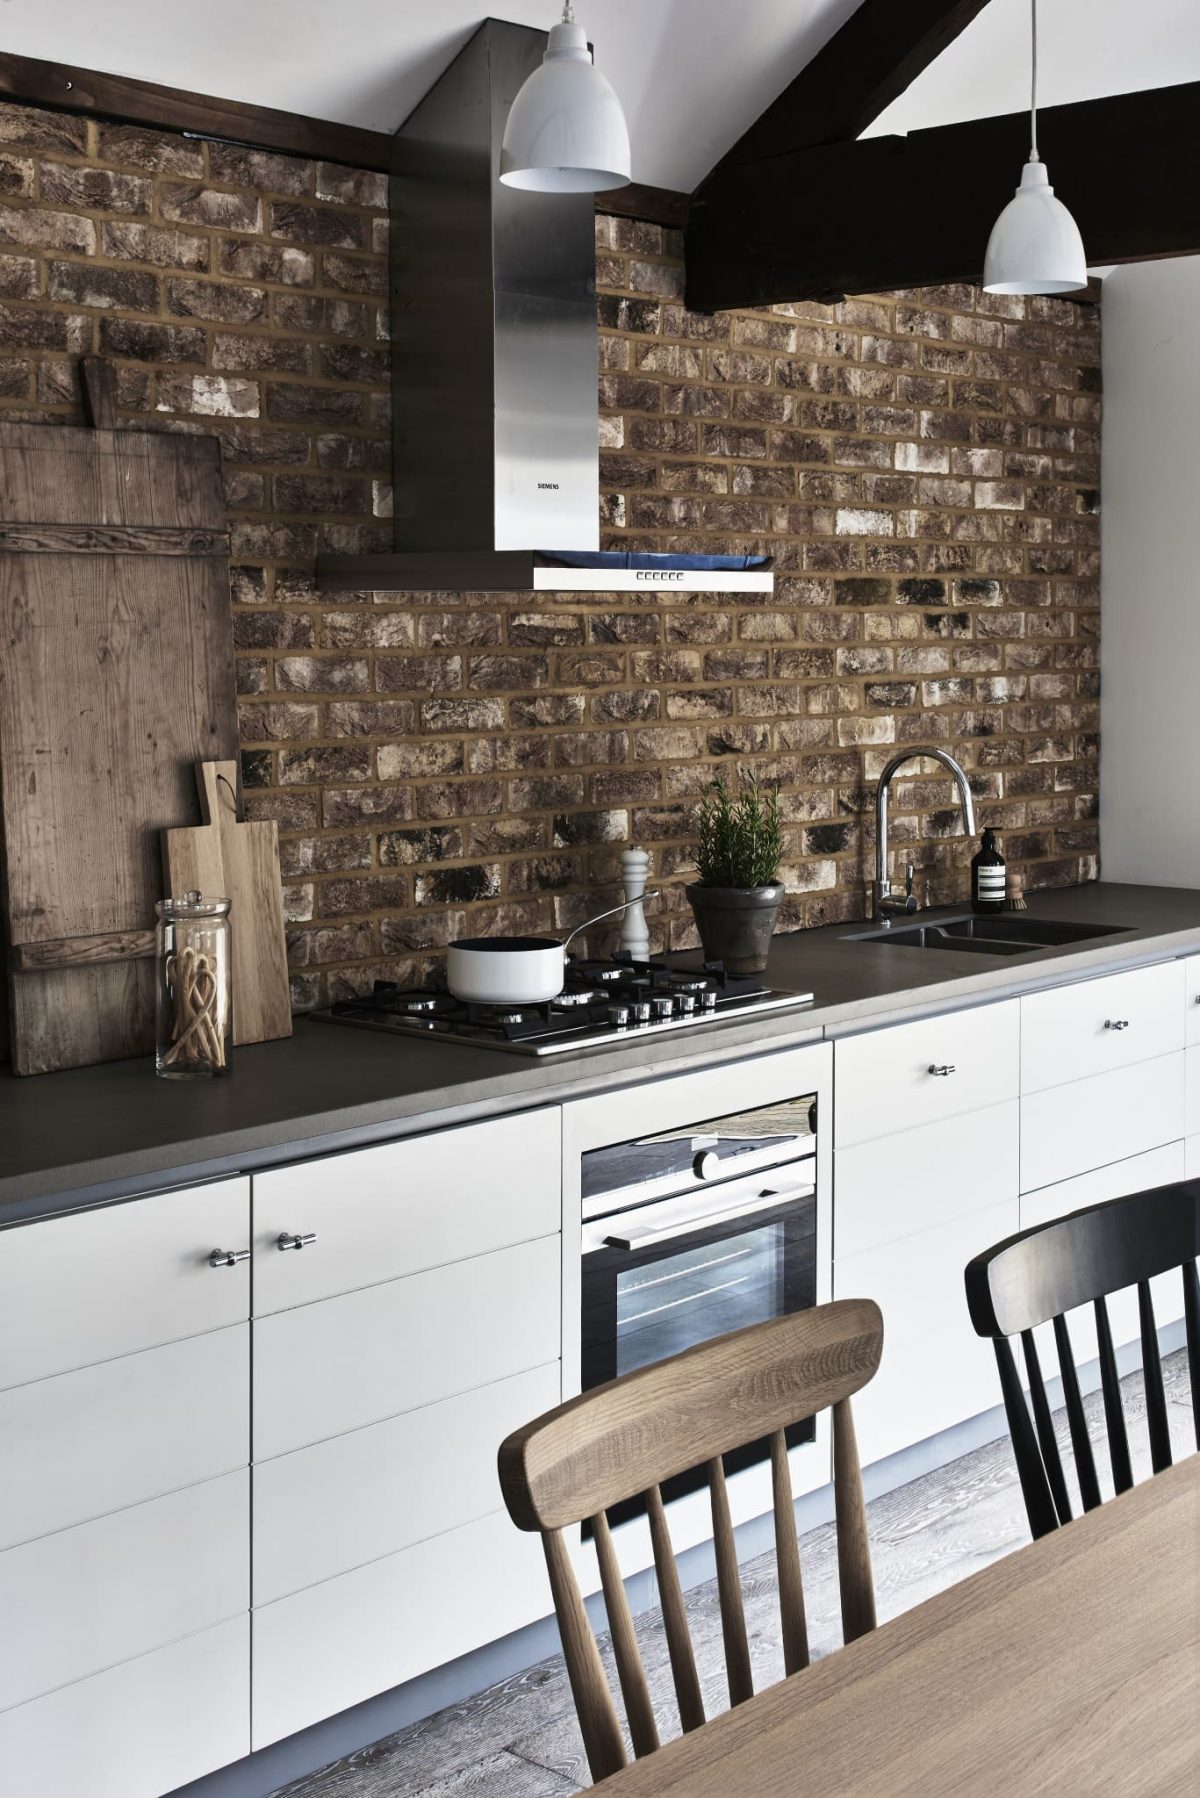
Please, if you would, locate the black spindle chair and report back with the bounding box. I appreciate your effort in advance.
[965,1180,1200,1539]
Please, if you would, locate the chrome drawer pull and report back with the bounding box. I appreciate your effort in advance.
[1104,1019,1130,1031]
[927,1063,956,1077]
[277,1231,317,1252]
[209,1247,250,1268]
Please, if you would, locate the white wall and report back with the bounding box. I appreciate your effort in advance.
[1099,256,1200,887]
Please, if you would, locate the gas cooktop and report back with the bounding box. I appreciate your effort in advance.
[312,954,814,1057]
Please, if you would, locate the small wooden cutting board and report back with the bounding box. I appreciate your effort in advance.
[162,762,292,1046]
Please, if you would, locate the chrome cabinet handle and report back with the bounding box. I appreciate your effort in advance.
[209,1248,250,1268]
[1104,1019,1130,1031]
[277,1231,317,1252]
[927,1063,956,1077]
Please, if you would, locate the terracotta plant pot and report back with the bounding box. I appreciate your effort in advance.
[685,882,784,975]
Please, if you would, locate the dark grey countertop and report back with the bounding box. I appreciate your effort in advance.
[4,880,1200,1219]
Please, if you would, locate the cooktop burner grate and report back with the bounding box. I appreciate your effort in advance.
[312,952,814,1057]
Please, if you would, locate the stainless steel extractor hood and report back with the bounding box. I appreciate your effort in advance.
[316,19,772,597]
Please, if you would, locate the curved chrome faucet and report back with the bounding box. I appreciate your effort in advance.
[874,748,976,921]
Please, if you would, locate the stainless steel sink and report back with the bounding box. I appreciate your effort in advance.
[846,915,1134,956]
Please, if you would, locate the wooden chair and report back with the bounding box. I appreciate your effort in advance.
[965,1180,1200,1541]
[497,1297,883,1783]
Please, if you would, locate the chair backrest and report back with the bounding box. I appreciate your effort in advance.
[498,1297,883,1782]
[966,1180,1200,1539]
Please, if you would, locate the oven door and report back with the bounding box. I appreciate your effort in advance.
[581,1172,817,1520]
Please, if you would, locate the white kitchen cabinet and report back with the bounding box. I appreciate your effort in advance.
[252,1107,560,1315]
[253,1361,560,1606]
[0,1616,249,1798]
[834,999,1019,1148]
[1020,1053,1184,1192]
[252,1507,548,1750]
[1019,960,1184,1094]
[1186,1047,1200,1137]
[834,1101,1019,1261]
[1019,1143,1187,1372]
[1186,1136,1200,1178]
[849,1312,1004,1468]
[1184,956,1200,1045]
[0,1177,250,1391]
[0,1468,248,1712]
[0,1324,248,1552]
[253,1234,560,1460]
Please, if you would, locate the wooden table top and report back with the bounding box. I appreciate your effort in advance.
[593,1456,1200,1796]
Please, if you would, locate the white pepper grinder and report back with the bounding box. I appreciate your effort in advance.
[619,847,651,959]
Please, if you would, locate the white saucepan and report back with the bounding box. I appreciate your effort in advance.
[446,895,658,1005]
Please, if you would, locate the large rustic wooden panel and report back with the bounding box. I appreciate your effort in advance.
[0,422,237,1075]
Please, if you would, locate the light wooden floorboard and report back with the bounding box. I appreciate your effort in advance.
[273,1350,1193,1797]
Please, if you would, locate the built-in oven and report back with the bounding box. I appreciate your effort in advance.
[580,1090,818,1521]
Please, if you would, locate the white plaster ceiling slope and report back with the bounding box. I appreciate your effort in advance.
[0,0,859,191]
[2,0,1196,191]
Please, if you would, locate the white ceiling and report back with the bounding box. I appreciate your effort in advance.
[3,0,1196,190]
[1,0,858,191]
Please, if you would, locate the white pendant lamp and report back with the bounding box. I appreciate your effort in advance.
[500,3,631,194]
[983,0,1087,295]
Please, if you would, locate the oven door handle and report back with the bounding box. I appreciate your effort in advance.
[601,1181,815,1252]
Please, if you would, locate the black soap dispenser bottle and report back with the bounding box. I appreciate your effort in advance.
[971,828,1006,915]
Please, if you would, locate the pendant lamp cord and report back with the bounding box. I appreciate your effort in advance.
[1029,0,1040,161]
[562,1,575,20]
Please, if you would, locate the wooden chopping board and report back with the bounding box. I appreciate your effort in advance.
[0,359,239,1075]
[163,761,291,1046]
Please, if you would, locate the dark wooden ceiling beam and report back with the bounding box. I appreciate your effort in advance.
[594,182,689,230]
[686,82,1200,311]
[0,50,393,170]
[702,0,993,181]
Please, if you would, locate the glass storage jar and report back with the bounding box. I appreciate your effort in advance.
[155,891,233,1078]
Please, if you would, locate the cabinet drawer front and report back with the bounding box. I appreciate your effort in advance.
[0,1617,249,1798]
[835,1102,1018,1259]
[254,1235,560,1461]
[0,1325,248,1552]
[0,1178,249,1392]
[252,1508,547,1749]
[254,1361,559,1606]
[851,1314,1003,1469]
[1185,957,1200,1047]
[1020,1054,1184,1193]
[1020,961,1184,1095]
[836,1197,1017,1347]
[0,1468,248,1711]
[1020,1143,1187,1370]
[1187,1048,1200,1138]
[253,1109,560,1314]
[834,1000,1018,1149]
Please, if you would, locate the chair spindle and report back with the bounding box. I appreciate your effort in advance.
[591,1510,659,1759]
[1094,1296,1133,1494]
[1052,1313,1101,1511]
[1137,1280,1172,1473]
[1020,1327,1072,1524]
[994,1336,1059,1539]
[1183,1260,1200,1451]
[769,1429,810,1675]
[832,1398,876,1642]
[707,1455,754,1706]
[542,1528,626,1781]
[645,1483,705,1734]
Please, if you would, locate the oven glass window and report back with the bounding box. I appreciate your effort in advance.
[616,1221,786,1378]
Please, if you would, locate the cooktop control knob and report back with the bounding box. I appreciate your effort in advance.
[694,1149,720,1180]
[606,1004,631,1028]
[630,1000,652,1025]
[650,996,675,1021]
[676,993,697,1014]
[700,990,718,1011]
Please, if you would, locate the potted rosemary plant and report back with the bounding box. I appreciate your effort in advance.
[687,771,785,974]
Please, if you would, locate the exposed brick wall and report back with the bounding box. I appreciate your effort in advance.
[0,102,1101,1008]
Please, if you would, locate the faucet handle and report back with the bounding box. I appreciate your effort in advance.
[904,863,915,898]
